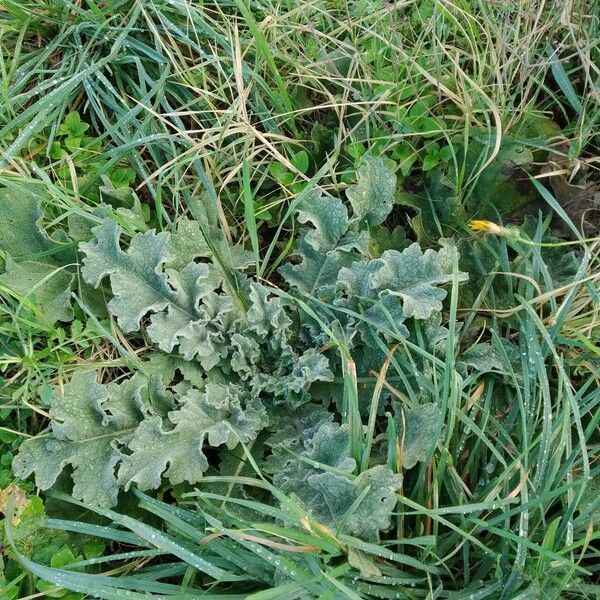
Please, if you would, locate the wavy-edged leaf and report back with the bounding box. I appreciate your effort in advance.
[272,422,401,542]
[81,220,176,332]
[346,156,396,226]
[371,241,467,320]
[118,382,267,491]
[13,373,149,507]
[13,373,266,507]
[296,192,349,252]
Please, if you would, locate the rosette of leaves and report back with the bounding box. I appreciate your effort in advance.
[76,215,333,404]
[13,211,333,507]
[13,158,467,526]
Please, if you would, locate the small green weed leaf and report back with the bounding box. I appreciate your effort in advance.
[109,167,136,189]
[0,256,74,325]
[395,402,441,469]
[421,154,439,172]
[58,112,89,138]
[438,145,453,161]
[50,546,78,569]
[346,156,397,226]
[64,136,82,151]
[83,540,105,560]
[269,162,294,186]
[49,142,66,160]
[291,150,309,173]
[391,144,418,177]
[347,141,366,159]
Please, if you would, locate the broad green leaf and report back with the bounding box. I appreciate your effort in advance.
[145,262,220,354]
[279,235,360,299]
[395,174,466,244]
[247,282,292,337]
[146,352,205,388]
[368,224,409,256]
[466,139,535,218]
[13,373,147,507]
[0,256,74,325]
[296,192,349,253]
[0,185,52,259]
[118,383,267,491]
[371,242,467,320]
[13,374,266,507]
[175,291,235,369]
[337,260,408,344]
[346,156,396,226]
[343,466,402,541]
[81,219,254,364]
[395,403,441,470]
[0,185,79,323]
[264,406,336,473]
[81,220,175,332]
[460,342,519,374]
[169,216,253,273]
[272,422,401,542]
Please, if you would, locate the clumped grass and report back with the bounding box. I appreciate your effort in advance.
[0,1,599,598]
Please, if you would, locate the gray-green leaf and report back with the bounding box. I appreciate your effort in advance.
[118,382,267,491]
[81,220,175,332]
[297,192,349,253]
[346,157,396,226]
[13,372,147,507]
[395,402,442,470]
[372,242,467,319]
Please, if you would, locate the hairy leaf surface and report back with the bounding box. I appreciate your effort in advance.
[14,374,266,507]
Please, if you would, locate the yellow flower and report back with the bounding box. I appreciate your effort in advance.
[468,220,508,236]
